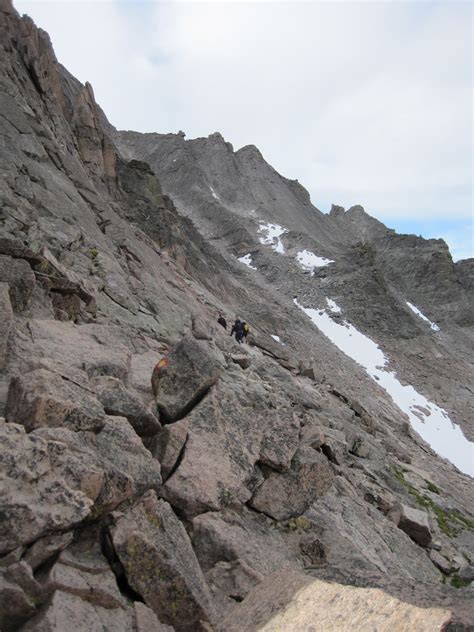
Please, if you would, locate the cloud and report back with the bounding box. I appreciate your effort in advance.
[15,0,473,246]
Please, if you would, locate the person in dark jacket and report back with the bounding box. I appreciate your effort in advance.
[230,318,244,344]
[217,313,227,330]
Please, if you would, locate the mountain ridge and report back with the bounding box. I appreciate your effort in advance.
[1,1,473,630]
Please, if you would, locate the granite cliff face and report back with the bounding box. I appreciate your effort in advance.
[1,2,473,630]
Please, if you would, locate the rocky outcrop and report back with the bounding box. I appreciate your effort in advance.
[0,2,473,630]
[109,491,216,631]
[152,336,223,422]
[221,570,453,632]
[5,368,106,433]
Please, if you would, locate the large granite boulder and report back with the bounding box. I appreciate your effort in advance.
[160,372,300,518]
[34,416,162,516]
[0,421,93,555]
[109,491,216,631]
[91,376,160,436]
[5,368,105,433]
[249,447,335,520]
[221,570,453,632]
[387,502,432,548]
[152,336,223,422]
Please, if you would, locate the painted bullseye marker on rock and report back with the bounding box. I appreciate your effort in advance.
[294,298,473,476]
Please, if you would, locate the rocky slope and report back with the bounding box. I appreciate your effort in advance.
[0,1,473,630]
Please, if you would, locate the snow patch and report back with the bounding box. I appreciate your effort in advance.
[294,298,473,476]
[209,185,220,200]
[326,298,341,313]
[296,250,334,271]
[271,334,284,345]
[258,222,286,254]
[238,253,257,270]
[406,301,440,331]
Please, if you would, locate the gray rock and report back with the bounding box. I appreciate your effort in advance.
[153,418,188,479]
[220,569,453,632]
[152,336,222,422]
[110,491,216,631]
[5,368,105,433]
[91,376,160,436]
[249,447,334,521]
[0,255,35,311]
[134,602,175,632]
[34,416,162,516]
[387,502,432,548]
[0,421,92,555]
[20,590,135,632]
[0,283,13,370]
[24,532,74,571]
[0,572,36,632]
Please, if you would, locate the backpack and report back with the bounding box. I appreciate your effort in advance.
[243,323,250,333]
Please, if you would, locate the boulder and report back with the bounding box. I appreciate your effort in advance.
[134,602,175,632]
[27,320,131,382]
[0,283,13,370]
[152,336,222,422]
[0,421,92,555]
[205,559,264,606]
[429,550,452,575]
[110,491,216,631]
[192,507,296,577]
[45,550,126,610]
[35,416,162,516]
[0,572,36,631]
[0,255,35,311]
[91,376,160,436]
[221,570,452,632]
[5,368,105,433]
[20,590,135,632]
[24,532,74,572]
[230,354,251,370]
[387,503,432,548]
[249,447,334,521]
[161,375,299,518]
[153,418,189,479]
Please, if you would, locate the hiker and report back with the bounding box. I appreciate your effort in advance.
[242,321,250,342]
[217,313,227,330]
[230,318,244,344]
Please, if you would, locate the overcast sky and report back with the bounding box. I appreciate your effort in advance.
[16,0,473,261]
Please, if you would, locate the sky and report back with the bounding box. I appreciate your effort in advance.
[15,0,473,261]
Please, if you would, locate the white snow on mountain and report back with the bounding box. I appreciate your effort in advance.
[238,253,257,270]
[271,334,284,344]
[406,301,440,331]
[209,185,219,200]
[258,222,286,254]
[294,298,473,476]
[326,298,341,313]
[296,249,334,271]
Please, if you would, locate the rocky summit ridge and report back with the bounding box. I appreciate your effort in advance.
[0,1,473,630]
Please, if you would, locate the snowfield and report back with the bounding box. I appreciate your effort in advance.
[294,298,473,476]
[209,185,219,200]
[296,249,334,271]
[258,222,287,254]
[238,253,257,270]
[271,334,284,344]
[406,301,440,331]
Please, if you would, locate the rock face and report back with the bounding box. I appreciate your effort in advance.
[0,2,473,630]
[5,368,106,433]
[221,570,453,632]
[388,502,432,548]
[152,336,223,422]
[109,491,216,631]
